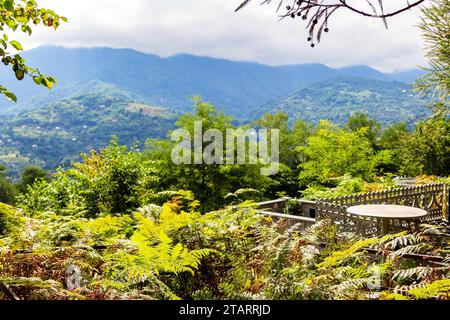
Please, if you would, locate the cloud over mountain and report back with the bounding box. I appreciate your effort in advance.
[15,0,427,73]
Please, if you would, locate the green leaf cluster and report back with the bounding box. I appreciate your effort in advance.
[0,0,67,101]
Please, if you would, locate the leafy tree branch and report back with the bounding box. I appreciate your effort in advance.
[0,0,67,102]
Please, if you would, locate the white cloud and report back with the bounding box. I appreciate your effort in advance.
[13,0,427,72]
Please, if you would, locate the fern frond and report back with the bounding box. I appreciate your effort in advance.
[390,243,429,257]
[331,278,369,299]
[393,266,448,282]
[408,279,450,300]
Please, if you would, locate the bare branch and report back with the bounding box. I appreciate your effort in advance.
[236,0,427,46]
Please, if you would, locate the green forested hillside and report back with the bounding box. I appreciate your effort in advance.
[1,80,148,116]
[0,76,432,178]
[0,46,426,118]
[0,46,342,116]
[0,93,177,177]
[249,76,431,126]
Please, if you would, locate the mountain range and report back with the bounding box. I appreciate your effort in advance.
[250,76,430,126]
[0,46,427,117]
[0,46,431,176]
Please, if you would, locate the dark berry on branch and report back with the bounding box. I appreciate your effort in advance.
[307,37,312,41]
[15,69,25,81]
[311,44,315,48]
[324,28,329,32]
[313,20,318,24]
[291,13,295,18]
[302,15,307,20]
[286,6,291,10]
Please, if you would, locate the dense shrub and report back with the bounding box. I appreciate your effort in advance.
[18,139,159,217]
[0,203,22,237]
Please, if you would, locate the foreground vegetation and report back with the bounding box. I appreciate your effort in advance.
[1,195,449,300]
[0,99,449,300]
[1,0,450,301]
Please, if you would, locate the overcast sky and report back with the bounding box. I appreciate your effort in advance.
[16,0,428,72]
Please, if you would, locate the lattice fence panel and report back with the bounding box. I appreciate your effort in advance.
[316,183,448,237]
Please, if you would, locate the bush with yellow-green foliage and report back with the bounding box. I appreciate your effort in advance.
[17,139,160,217]
[0,203,22,237]
[301,175,398,200]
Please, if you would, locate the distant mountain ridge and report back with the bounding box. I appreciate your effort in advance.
[337,66,392,82]
[387,69,428,83]
[249,76,430,126]
[0,45,425,116]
